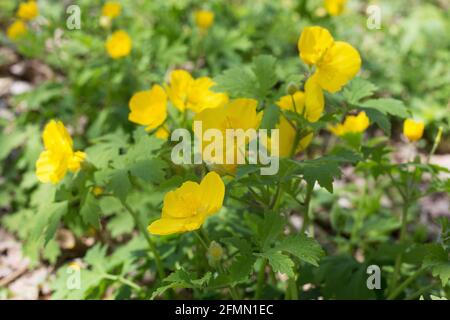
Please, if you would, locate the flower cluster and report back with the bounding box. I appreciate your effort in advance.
[128,69,228,136]
[7,0,39,40]
[34,20,428,239]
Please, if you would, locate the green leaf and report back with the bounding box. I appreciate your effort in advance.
[109,169,131,201]
[343,78,377,104]
[229,255,257,283]
[129,159,167,184]
[275,235,324,266]
[316,255,376,299]
[44,201,68,245]
[85,131,129,168]
[291,157,342,193]
[80,193,101,229]
[364,108,391,135]
[360,98,409,119]
[28,201,67,246]
[257,211,285,250]
[424,245,450,286]
[125,134,164,162]
[260,104,280,131]
[252,55,278,98]
[213,66,256,98]
[258,250,295,278]
[151,269,211,299]
[107,212,134,237]
[214,55,278,100]
[84,244,108,271]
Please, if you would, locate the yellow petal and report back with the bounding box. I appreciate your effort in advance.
[35,150,68,184]
[298,26,334,65]
[329,111,370,136]
[68,151,86,172]
[187,77,229,113]
[403,119,424,142]
[277,116,313,157]
[155,126,170,140]
[166,70,194,111]
[148,215,205,235]
[277,91,306,114]
[42,120,73,154]
[128,85,167,131]
[315,41,361,93]
[162,181,201,219]
[223,98,261,130]
[199,172,225,215]
[304,75,324,122]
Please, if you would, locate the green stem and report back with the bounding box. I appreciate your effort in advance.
[194,231,208,251]
[405,283,436,300]
[120,200,166,280]
[427,126,443,163]
[270,183,282,210]
[103,274,142,292]
[387,267,426,300]
[389,202,410,295]
[300,183,314,234]
[287,278,299,300]
[255,259,267,299]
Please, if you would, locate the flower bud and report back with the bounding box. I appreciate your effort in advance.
[92,186,104,197]
[286,82,299,96]
[403,119,424,142]
[99,16,112,28]
[207,241,224,265]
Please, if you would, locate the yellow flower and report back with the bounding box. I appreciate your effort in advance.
[194,98,261,174]
[329,111,370,136]
[7,20,27,40]
[165,69,228,113]
[148,172,225,235]
[17,1,39,21]
[128,85,167,131]
[105,30,132,59]
[277,116,313,158]
[403,119,424,142]
[36,120,86,184]
[298,26,361,93]
[277,76,324,123]
[194,10,214,31]
[102,1,121,19]
[324,0,347,16]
